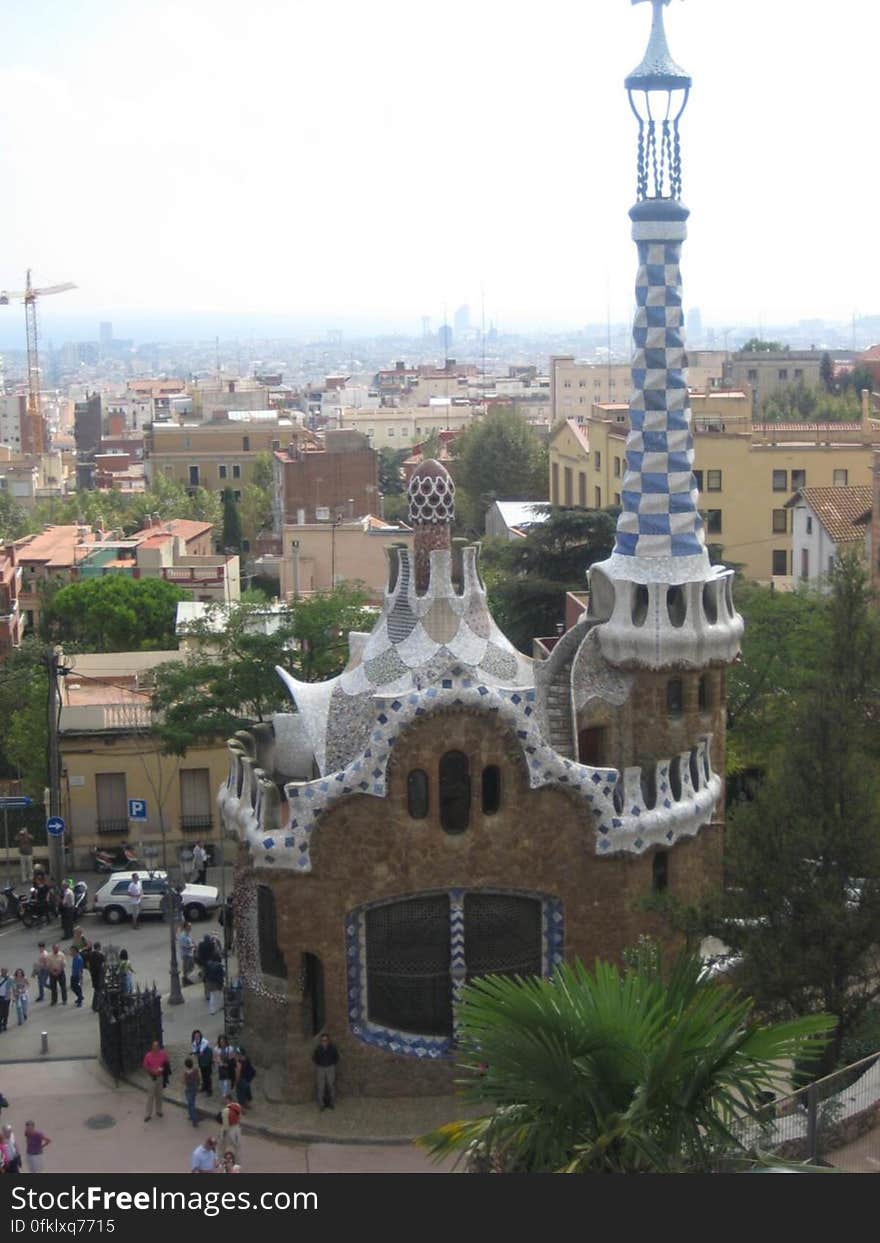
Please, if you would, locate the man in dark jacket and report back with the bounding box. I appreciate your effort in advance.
[312,1034,340,1110]
[88,943,106,1012]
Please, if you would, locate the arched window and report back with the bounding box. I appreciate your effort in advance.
[365,895,452,1036]
[257,884,287,978]
[666,679,683,717]
[439,751,471,834]
[652,851,669,894]
[481,765,501,815]
[407,769,429,819]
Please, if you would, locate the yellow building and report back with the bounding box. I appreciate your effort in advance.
[550,352,728,421]
[338,403,477,449]
[144,416,317,496]
[549,392,880,582]
[281,516,413,600]
[58,651,228,870]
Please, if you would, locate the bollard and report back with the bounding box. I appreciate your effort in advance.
[41,1031,49,1055]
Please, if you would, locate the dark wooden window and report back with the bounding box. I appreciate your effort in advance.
[257,885,287,978]
[439,751,471,834]
[578,726,606,765]
[301,952,325,1038]
[365,895,452,1036]
[407,769,429,820]
[481,765,501,815]
[652,851,669,893]
[666,679,683,717]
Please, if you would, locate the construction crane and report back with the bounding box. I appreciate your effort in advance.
[0,269,76,454]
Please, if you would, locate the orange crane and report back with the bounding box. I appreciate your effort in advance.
[0,270,76,454]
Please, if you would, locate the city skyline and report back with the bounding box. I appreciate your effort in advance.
[0,0,877,338]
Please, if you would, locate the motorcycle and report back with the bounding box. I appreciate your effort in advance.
[92,844,141,874]
[0,884,39,928]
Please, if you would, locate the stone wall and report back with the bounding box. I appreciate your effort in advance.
[242,706,722,1100]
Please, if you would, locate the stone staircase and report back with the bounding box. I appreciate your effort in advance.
[544,665,575,759]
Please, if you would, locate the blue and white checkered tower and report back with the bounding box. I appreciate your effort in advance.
[589,1,742,668]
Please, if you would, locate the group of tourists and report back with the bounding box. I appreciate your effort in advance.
[0,931,110,1029]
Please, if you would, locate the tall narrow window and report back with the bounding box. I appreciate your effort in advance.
[666,679,683,717]
[407,769,429,820]
[301,952,325,1038]
[96,772,127,834]
[180,768,212,831]
[257,885,287,978]
[439,751,471,834]
[652,851,669,893]
[698,673,712,712]
[481,766,501,816]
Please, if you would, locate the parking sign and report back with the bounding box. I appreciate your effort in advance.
[128,799,147,820]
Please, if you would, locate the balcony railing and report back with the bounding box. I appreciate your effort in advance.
[97,818,129,835]
[181,814,213,832]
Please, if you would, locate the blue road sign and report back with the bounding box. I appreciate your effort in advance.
[128,799,147,821]
[0,796,33,809]
[46,817,65,837]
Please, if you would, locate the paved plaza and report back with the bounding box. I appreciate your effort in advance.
[0,869,457,1173]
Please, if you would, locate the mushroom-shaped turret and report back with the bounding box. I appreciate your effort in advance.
[407,458,455,592]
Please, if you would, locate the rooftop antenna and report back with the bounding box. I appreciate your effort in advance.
[481,286,486,406]
[605,269,612,399]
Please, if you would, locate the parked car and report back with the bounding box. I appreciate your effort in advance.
[93,871,220,925]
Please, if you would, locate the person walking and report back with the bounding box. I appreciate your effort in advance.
[190,1135,217,1173]
[178,922,195,986]
[217,1100,241,1161]
[127,874,143,930]
[33,943,49,1003]
[47,944,67,1006]
[0,968,12,1033]
[205,957,224,1016]
[69,947,85,1007]
[234,1050,255,1112]
[313,1033,340,1111]
[215,1035,235,1100]
[142,1040,169,1121]
[59,880,75,940]
[1,1124,21,1173]
[88,943,106,1012]
[13,968,29,1024]
[192,842,207,886]
[24,1121,50,1173]
[16,828,33,886]
[118,948,135,995]
[183,1058,201,1127]
[192,1030,213,1095]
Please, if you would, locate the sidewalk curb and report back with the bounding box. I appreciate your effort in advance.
[120,1072,419,1147]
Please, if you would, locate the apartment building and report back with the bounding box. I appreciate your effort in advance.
[548,392,880,582]
[144,413,318,497]
[281,515,413,599]
[550,352,727,422]
[0,451,67,507]
[272,430,378,530]
[722,350,826,411]
[339,401,477,449]
[0,544,23,658]
[58,650,227,868]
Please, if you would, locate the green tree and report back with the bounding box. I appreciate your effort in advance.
[420,950,832,1173]
[760,381,859,424]
[0,493,31,542]
[152,588,373,754]
[479,507,618,651]
[820,351,835,393]
[719,556,880,1071]
[452,410,547,531]
[378,446,407,496]
[43,576,188,651]
[0,640,49,799]
[740,338,785,353]
[221,488,243,554]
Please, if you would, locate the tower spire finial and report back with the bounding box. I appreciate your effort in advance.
[626,0,691,201]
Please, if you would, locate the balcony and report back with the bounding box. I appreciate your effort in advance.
[97,818,129,835]
[60,704,153,733]
[181,814,213,832]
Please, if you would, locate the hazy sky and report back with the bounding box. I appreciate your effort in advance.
[0,0,877,338]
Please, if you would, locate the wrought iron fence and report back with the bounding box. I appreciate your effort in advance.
[98,982,164,1081]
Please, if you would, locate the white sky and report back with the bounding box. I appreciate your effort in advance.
[0,0,877,334]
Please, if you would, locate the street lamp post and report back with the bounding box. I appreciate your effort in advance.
[163,881,185,1006]
[330,512,343,587]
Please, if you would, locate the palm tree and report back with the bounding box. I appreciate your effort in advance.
[420,950,833,1173]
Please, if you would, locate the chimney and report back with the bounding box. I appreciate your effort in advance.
[861,387,871,429]
[228,380,236,395]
